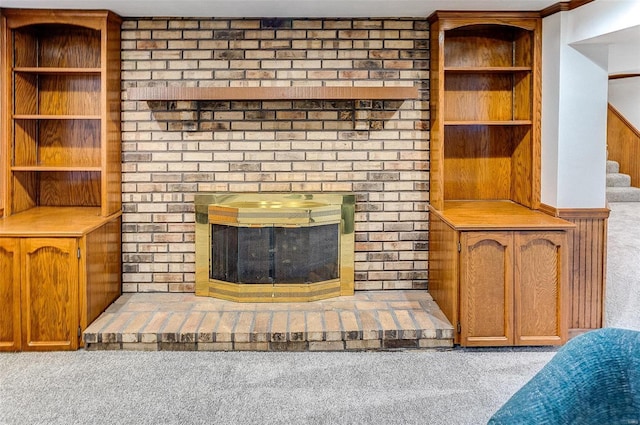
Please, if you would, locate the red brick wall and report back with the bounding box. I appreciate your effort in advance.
[121,18,429,292]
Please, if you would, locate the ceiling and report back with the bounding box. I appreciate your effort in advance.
[0,0,560,18]
[1,0,636,74]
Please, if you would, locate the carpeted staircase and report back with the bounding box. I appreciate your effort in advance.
[607,160,640,202]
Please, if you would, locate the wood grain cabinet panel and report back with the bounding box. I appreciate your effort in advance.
[0,239,21,351]
[514,232,567,345]
[460,232,513,346]
[83,217,122,328]
[21,238,79,351]
[458,230,567,347]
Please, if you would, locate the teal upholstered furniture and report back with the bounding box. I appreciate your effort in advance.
[488,328,640,424]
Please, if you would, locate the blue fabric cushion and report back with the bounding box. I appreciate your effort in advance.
[488,328,640,425]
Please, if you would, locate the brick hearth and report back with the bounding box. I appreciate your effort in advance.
[84,291,453,351]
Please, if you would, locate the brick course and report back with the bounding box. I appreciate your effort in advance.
[121,18,429,293]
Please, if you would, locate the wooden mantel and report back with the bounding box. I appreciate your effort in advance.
[126,85,420,101]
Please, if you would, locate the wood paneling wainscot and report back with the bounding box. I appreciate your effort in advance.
[541,204,610,338]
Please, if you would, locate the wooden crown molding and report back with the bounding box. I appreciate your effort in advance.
[541,0,594,18]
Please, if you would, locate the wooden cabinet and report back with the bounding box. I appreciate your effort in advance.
[429,203,572,347]
[0,10,122,351]
[426,12,574,346]
[459,230,567,346]
[0,209,121,351]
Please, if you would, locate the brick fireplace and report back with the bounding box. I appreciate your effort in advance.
[121,17,429,294]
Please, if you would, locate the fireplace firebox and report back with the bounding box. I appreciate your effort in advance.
[195,193,355,302]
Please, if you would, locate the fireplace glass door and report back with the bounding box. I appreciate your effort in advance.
[210,224,340,284]
[195,192,355,302]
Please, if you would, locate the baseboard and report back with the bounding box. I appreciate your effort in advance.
[568,327,601,339]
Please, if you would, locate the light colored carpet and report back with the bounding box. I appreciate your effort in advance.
[0,202,637,425]
[0,349,555,425]
[605,202,640,330]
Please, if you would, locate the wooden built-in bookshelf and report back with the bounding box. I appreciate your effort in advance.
[0,9,122,352]
[427,12,575,348]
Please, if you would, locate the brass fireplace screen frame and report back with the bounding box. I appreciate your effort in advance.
[195,193,355,302]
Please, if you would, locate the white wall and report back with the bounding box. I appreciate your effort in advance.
[568,0,640,47]
[541,13,563,207]
[541,0,640,209]
[608,43,640,75]
[609,77,640,131]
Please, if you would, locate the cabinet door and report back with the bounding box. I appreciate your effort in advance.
[0,239,21,351]
[514,231,567,345]
[21,238,79,351]
[460,232,513,346]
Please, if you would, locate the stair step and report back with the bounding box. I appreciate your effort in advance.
[607,160,620,174]
[607,173,632,187]
[607,187,640,202]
